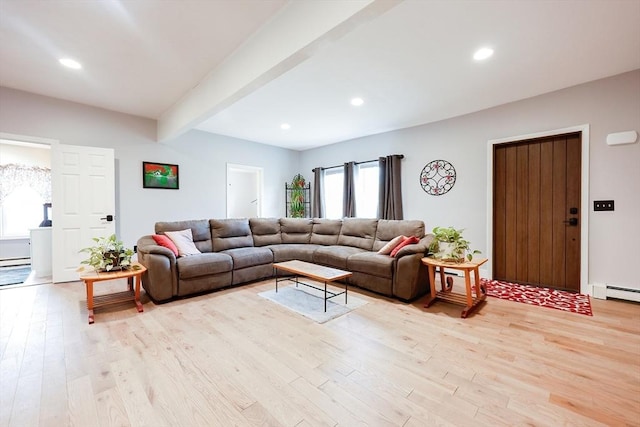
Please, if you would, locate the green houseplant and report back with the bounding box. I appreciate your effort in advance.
[428,226,480,263]
[289,173,306,218]
[79,234,135,272]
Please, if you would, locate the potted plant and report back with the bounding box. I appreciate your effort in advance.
[428,226,480,263]
[79,234,135,272]
[289,173,306,218]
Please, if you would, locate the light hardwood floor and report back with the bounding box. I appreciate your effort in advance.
[1,277,639,427]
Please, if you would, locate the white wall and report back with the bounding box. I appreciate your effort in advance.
[300,70,640,291]
[0,143,51,167]
[0,87,301,251]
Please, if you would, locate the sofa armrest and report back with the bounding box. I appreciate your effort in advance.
[393,252,430,301]
[139,244,176,259]
[136,235,178,302]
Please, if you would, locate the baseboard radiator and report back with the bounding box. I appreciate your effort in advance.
[592,283,640,302]
[0,257,31,267]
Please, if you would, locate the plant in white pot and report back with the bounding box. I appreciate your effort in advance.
[79,234,135,272]
[428,226,480,263]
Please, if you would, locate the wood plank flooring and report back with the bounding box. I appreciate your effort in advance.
[1,277,639,426]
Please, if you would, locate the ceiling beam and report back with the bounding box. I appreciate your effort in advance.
[157,0,400,142]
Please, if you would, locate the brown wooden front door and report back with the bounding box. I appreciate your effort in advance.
[493,133,581,291]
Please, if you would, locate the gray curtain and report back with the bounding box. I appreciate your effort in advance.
[343,162,356,218]
[312,167,324,218]
[378,155,404,219]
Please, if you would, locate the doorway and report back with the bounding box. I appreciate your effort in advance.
[487,125,590,294]
[226,164,263,218]
[492,132,583,291]
[0,135,53,286]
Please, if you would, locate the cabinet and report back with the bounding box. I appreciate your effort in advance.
[30,227,52,278]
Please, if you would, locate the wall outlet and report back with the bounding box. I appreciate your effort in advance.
[593,200,614,211]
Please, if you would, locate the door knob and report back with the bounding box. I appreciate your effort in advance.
[563,218,578,226]
[100,215,114,222]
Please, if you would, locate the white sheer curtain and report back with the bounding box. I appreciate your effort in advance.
[0,164,51,204]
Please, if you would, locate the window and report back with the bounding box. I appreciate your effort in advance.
[323,167,343,219]
[0,186,43,237]
[321,161,379,218]
[355,162,379,218]
[0,155,52,238]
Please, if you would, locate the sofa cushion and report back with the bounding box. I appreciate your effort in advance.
[373,219,425,252]
[210,219,254,251]
[310,218,342,245]
[347,252,396,279]
[177,252,233,279]
[221,246,273,270]
[165,229,201,256]
[268,244,321,263]
[156,219,212,253]
[250,218,282,246]
[337,218,378,250]
[313,245,366,270]
[280,218,312,244]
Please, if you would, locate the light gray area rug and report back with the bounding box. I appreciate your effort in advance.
[0,266,31,287]
[258,284,367,324]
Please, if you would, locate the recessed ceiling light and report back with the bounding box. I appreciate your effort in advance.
[351,97,364,106]
[59,58,82,69]
[473,47,494,61]
[280,123,291,130]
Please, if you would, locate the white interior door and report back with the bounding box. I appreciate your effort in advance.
[226,164,262,218]
[52,144,115,282]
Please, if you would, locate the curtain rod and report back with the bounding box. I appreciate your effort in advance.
[312,154,404,172]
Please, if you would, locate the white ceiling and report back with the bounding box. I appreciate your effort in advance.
[1,0,639,151]
[0,0,287,118]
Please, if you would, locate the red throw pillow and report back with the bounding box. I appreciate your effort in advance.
[390,235,420,257]
[152,234,179,256]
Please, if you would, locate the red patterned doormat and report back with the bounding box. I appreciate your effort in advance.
[481,278,593,316]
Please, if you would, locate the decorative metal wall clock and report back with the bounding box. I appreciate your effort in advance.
[420,160,456,196]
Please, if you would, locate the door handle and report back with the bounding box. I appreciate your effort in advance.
[100,215,114,222]
[563,218,578,226]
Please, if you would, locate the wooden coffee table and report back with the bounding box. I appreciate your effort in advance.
[79,263,146,324]
[273,260,352,312]
[422,257,488,318]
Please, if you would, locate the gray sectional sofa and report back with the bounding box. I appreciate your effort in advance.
[136,217,433,303]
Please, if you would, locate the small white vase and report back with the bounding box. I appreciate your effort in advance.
[436,242,464,262]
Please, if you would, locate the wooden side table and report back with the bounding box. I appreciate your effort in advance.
[422,257,488,318]
[79,263,146,324]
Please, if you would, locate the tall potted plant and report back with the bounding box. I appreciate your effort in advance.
[289,174,306,218]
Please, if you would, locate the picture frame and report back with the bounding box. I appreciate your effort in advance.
[142,162,179,189]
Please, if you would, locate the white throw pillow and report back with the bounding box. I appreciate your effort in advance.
[377,235,406,255]
[164,229,201,256]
